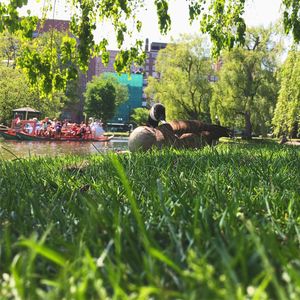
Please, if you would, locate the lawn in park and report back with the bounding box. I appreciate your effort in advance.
[0,142,299,299]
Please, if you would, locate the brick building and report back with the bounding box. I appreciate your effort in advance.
[34,20,169,122]
[140,40,168,106]
[34,19,70,36]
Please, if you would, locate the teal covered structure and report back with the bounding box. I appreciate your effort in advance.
[108,73,144,123]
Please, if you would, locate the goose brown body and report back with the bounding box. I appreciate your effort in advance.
[128,103,231,152]
[169,120,231,145]
[128,121,230,152]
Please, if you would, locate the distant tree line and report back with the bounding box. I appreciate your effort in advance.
[0,26,299,139]
[145,29,299,139]
[0,0,299,99]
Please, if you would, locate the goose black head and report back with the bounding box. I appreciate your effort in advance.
[147,103,166,128]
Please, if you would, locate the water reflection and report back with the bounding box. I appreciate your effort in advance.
[0,138,128,159]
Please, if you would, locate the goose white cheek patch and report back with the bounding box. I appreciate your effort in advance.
[149,108,158,122]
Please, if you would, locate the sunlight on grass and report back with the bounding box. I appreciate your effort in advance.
[0,143,299,299]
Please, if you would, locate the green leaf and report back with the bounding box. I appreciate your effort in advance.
[18,239,66,266]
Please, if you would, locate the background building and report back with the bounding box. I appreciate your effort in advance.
[141,40,168,106]
[108,73,144,123]
[34,20,168,123]
[144,39,167,79]
[34,19,70,36]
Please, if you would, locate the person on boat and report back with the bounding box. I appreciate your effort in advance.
[40,117,50,136]
[61,120,72,136]
[33,118,42,135]
[24,122,33,134]
[70,123,80,136]
[85,123,91,138]
[89,118,96,137]
[61,120,68,130]
[13,114,21,130]
[55,121,62,138]
[77,123,87,138]
[90,120,96,137]
[43,117,51,126]
[46,122,54,137]
[93,120,105,138]
[14,114,21,124]
[40,121,47,136]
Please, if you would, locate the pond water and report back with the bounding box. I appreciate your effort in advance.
[0,138,129,159]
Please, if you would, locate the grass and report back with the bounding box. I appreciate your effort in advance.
[104,132,130,137]
[0,143,300,299]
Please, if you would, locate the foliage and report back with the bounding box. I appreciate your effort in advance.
[0,30,79,123]
[273,48,300,137]
[145,35,213,121]
[0,65,35,124]
[0,144,300,299]
[131,107,149,126]
[0,65,63,124]
[0,31,20,68]
[18,29,79,97]
[210,27,281,138]
[0,1,299,97]
[0,30,80,117]
[282,0,300,42]
[84,74,128,122]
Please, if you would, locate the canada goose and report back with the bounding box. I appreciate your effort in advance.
[146,103,166,128]
[129,103,175,151]
[128,104,231,152]
[169,120,231,146]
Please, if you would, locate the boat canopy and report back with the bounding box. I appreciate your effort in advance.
[13,107,41,120]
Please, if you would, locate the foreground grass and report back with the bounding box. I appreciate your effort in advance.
[0,143,300,299]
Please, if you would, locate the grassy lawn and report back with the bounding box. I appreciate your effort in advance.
[0,143,299,299]
[104,132,130,137]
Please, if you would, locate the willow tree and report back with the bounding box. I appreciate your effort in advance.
[210,27,281,138]
[145,35,213,121]
[273,48,300,137]
[0,0,299,97]
[0,31,20,68]
[0,65,66,124]
[0,31,70,123]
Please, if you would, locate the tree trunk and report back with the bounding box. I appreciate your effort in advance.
[290,122,299,139]
[243,111,252,139]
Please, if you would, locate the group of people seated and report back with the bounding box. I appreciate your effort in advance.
[21,117,105,139]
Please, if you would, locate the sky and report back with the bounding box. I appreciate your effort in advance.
[19,0,283,50]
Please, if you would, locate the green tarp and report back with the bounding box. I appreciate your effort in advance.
[107,73,144,123]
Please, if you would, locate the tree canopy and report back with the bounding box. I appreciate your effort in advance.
[0,29,80,122]
[84,74,128,122]
[131,107,149,126]
[145,35,213,121]
[0,65,64,124]
[210,27,281,138]
[0,0,299,96]
[273,48,300,137]
[0,31,20,68]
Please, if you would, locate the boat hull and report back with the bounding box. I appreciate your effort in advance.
[0,131,20,140]
[16,132,114,142]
